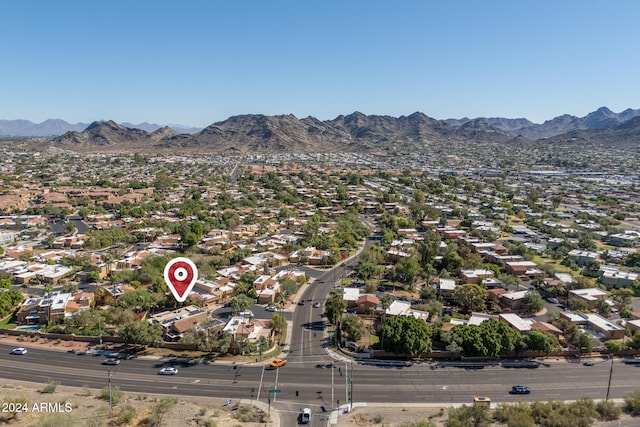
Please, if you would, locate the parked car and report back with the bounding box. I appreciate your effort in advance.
[510,385,531,394]
[269,358,287,368]
[546,297,560,304]
[102,358,121,365]
[10,347,27,355]
[158,367,179,375]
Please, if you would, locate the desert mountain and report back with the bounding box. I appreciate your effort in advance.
[24,108,640,154]
[445,107,640,139]
[0,119,89,136]
[539,115,640,149]
[48,112,520,154]
[0,119,201,137]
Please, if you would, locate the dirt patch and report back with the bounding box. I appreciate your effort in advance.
[0,381,272,427]
[336,406,448,427]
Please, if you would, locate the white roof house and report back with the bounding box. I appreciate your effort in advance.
[499,313,533,333]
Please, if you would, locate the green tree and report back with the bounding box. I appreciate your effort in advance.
[610,288,634,311]
[523,290,544,313]
[451,284,487,312]
[118,321,163,346]
[341,314,364,342]
[576,331,593,355]
[380,315,431,357]
[229,294,254,314]
[325,290,347,326]
[269,313,287,340]
[279,278,298,296]
[116,288,162,311]
[524,329,557,354]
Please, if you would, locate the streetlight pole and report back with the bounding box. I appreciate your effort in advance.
[348,362,353,411]
[331,363,334,409]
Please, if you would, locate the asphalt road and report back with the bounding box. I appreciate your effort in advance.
[3,344,640,405]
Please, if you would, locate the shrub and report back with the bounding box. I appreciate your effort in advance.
[36,413,77,427]
[493,403,535,427]
[624,390,640,415]
[400,420,437,427]
[595,400,621,421]
[0,397,29,422]
[100,385,123,404]
[117,404,136,425]
[204,420,218,427]
[17,335,25,342]
[81,385,92,396]
[41,379,59,394]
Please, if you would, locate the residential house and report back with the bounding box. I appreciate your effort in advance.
[505,261,544,280]
[560,312,625,340]
[95,283,136,306]
[148,305,209,340]
[569,288,609,309]
[609,232,639,247]
[500,290,529,311]
[567,250,599,266]
[499,313,533,333]
[460,269,495,285]
[437,278,456,299]
[16,291,72,325]
[355,294,380,313]
[601,269,638,289]
[385,300,429,321]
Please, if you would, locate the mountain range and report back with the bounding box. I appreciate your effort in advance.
[0,119,201,137]
[444,106,640,139]
[2,107,638,154]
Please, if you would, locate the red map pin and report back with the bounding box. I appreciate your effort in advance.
[164,257,198,302]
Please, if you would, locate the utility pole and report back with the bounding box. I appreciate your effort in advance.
[108,368,113,418]
[605,356,614,401]
[98,315,103,345]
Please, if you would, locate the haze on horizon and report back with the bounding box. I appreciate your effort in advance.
[1,1,639,128]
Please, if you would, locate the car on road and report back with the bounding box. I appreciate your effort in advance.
[10,347,27,355]
[102,358,120,365]
[269,358,287,368]
[313,302,321,308]
[546,297,560,304]
[510,385,531,394]
[158,367,179,375]
[300,407,312,424]
[299,299,305,305]
[265,306,277,312]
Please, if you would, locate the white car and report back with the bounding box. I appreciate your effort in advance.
[11,347,27,355]
[265,306,277,312]
[301,407,312,424]
[158,367,179,375]
[313,302,321,308]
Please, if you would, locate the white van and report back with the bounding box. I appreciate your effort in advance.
[301,408,311,424]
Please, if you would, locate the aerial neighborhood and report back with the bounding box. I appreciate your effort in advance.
[0,146,639,361]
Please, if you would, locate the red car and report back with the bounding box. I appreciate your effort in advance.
[299,299,305,305]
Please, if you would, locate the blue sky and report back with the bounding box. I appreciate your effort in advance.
[2,1,639,127]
